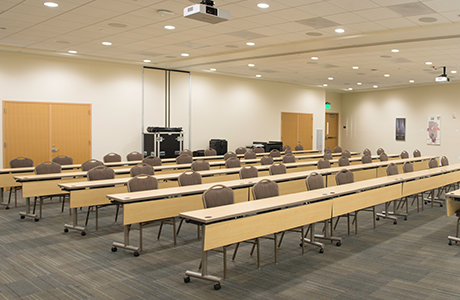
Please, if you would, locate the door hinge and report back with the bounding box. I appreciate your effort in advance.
[88,110,91,115]
[3,108,6,113]
[89,140,91,145]
[4,142,6,147]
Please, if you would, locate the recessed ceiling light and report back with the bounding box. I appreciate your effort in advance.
[391,49,399,53]
[68,50,77,54]
[164,25,175,30]
[352,66,359,69]
[248,64,255,67]
[246,42,255,46]
[357,83,362,85]
[102,41,112,46]
[44,2,58,7]
[335,28,345,33]
[143,59,151,63]
[181,53,189,57]
[384,74,390,77]
[409,80,415,83]
[256,74,262,77]
[451,70,457,74]
[311,56,318,60]
[373,85,378,88]
[257,3,269,9]
[210,68,216,71]
[425,62,432,65]
[323,84,328,87]
[348,88,353,91]
[328,77,333,80]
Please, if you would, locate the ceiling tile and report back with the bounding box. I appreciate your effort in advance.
[386,2,436,17]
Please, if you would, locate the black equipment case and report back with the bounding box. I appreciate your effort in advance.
[144,127,183,158]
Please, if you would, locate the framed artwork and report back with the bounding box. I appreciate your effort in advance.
[427,115,441,145]
[396,118,406,141]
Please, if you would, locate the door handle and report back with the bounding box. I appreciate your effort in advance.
[52,148,59,152]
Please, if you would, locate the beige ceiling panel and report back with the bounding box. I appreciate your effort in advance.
[405,13,452,26]
[424,0,460,12]
[347,21,389,33]
[297,2,347,17]
[354,7,403,21]
[324,12,369,25]
[267,8,316,22]
[246,14,288,26]
[327,0,380,11]
[217,3,259,19]
[375,17,420,30]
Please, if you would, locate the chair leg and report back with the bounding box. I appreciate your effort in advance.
[172,218,176,246]
[158,222,164,240]
[32,197,37,214]
[61,196,65,213]
[256,238,261,269]
[95,206,99,230]
[85,207,91,226]
[354,211,358,235]
[176,218,184,235]
[278,231,285,248]
[232,243,240,261]
[274,233,278,265]
[372,206,376,229]
[223,246,227,279]
[114,204,120,222]
[40,198,43,219]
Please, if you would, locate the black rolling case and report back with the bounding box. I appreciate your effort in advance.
[209,139,228,155]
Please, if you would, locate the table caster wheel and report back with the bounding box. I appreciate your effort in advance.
[214,283,221,290]
[111,247,117,252]
[20,216,25,219]
[64,228,69,233]
[134,251,140,257]
[440,204,443,207]
[299,243,303,247]
[81,231,86,236]
[376,217,380,221]
[393,220,397,225]
[449,240,452,246]
[34,218,39,222]
[184,276,190,283]
[5,206,9,210]
[404,216,407,221]
[319,248,324,253]
[336,241,341,246]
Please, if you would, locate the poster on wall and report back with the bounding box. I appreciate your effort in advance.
[396,118,406,141]
[427,115,441,145]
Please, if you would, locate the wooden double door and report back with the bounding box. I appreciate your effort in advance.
[325,113,339,150]
[3,101,92,167]
[281,112,313,150]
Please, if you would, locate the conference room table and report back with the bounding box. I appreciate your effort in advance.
[445,189,460,245]
[179,163,460,289]
[105,156,435,256]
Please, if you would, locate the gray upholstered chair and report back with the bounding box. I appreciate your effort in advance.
[235,147,247,154]
[178,171,202,187]
[191,160,210,172]
[441,156,449,166]
[130,163,154,177]
[428,158,438,168]
[269,163,286,175]
[282,154,296,164]
[413,149,421,157]
[7,156,34,209]
[180,149,193,156]
[295,144,303,151]
[126,151,143,161]
[306,172,324,190]
[317,159,331,169]
[363,148,371,156]
[52,155,73,165]
[269,149,281,158]
[254,147,265,153]
[382,163,408,221]
[260,156,274,165]
[341,150,351,158]
[143,156,162,166]
[225,157,241,168]
[386,163,399,176]
[81,159,103,171]
[403,161,413,173]
[244,151,257,159]
[403,161,422,212]
[362,155,372,164]
[103,152,122,163]
[377,148,385,155]
[224,151,237,161]
[400,150,409,159]
[239,165,258,179]
[204,148,217,156]
[324,146,332,153]
[284,149,292,155]
[334,146,342,153]
[324,152,333,160]
[379,153,388,162]
[34,161,64,215]
[338,157,349,167]
[176,154,193,164]
[283,145,291,151]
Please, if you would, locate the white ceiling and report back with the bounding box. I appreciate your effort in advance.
[2,0,460,91]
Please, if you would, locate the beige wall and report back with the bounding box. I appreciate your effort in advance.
[341,83,460,162]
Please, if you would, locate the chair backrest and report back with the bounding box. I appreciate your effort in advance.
[413,149,421,157]
[269,163,287,175]
[127,175,158,192]
[324,146,332,153]
[239,165,258,179]
[244,151,257,159]
[225,157,241,168]
[202,184,234,208]
[126,151,143,161]
[361,155,372,164]
[130,163,154,177]
[254,147,265,153]
[191,160,210,171]
[338,157,350,167]
[178,171,202,186]
[317,158,331,169]
[324,152,333,160]
[363,148,371,156]
[341,150,351,158]
[52,155,73,165]
[306,172,324,190]
[428,158,438,168]
[403,161,414,173]
[400,150,409,159]
[295,144,304,151]
[224,151,237,161]
[283,145,291,151]
[35,161,61,175]
[10,156,33,168]
[377,148,385,155]
[386,163,399,176]
[269,149,281,157]
[180,149,193,156]
[81,159,103,171]
[103,152,122,163]
[204,148,217,156]
[260,156,274,165]
[87,165,115,181]
[282,154,296,164]
[335,169,354,185]
[143,156,162,166]
[379,153,388,162]
[284,149,292,155]
[176,154,193,164]
[441,156,449,166]
[235,147,247,154]
[334,146,342,153]
[252,179,279,200]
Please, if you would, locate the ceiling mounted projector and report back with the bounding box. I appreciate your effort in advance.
[435,66,450,83]
[184,0,230,24]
